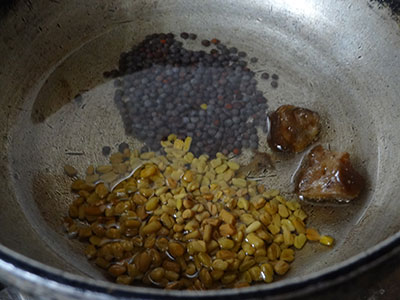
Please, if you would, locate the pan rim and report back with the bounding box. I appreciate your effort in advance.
[0,231,399,299]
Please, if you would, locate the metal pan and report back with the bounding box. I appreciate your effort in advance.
[0,0,399,298]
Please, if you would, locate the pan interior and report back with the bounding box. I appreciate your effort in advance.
[1,0,400,288]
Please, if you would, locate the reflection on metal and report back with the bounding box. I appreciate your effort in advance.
[0,0,399,299]
[275,0,320,19]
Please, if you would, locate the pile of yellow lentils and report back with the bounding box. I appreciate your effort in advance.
[64,135,333,290]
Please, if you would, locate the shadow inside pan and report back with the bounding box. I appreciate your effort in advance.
[1,0,400,292]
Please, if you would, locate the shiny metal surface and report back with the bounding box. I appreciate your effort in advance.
[0,0,399,298]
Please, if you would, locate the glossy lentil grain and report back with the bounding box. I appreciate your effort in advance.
[66,140,332,290]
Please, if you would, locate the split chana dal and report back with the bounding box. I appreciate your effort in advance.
[64,135,333,290]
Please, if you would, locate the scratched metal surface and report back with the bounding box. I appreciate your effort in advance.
[0,0,399,299]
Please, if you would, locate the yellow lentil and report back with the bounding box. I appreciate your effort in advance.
[65,137,333,290]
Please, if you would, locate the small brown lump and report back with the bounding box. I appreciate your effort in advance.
[268,105,321,153]
[295,145,365,201]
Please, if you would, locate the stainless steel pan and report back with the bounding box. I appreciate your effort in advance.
[0,0,399,299]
